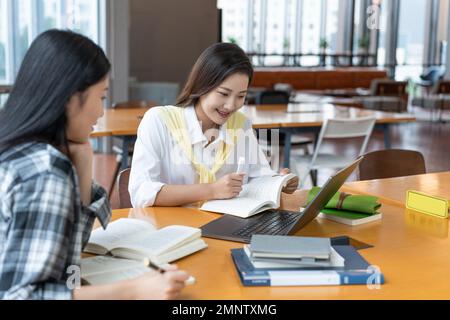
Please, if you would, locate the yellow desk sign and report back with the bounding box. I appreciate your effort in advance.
[406,190,449,219]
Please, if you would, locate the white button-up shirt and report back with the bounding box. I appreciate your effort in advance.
[129,106,276,207]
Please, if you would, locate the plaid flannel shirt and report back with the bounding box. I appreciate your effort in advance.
[0,142,111,300]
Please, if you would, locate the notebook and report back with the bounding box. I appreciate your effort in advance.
[84,218,208,264]
[81,256,150,285]
[318,210,382,226]
[244,245,345,269]
[249,235,331,260]
[200,173,296,218]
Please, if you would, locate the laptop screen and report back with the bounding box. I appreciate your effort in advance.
[287,156,364,234]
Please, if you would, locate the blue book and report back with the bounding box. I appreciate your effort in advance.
[231,245,385,287]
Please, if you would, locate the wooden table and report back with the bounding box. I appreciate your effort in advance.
[342,172,450,208]
[108,185,450,299]
[291,91,367,108]
[242,104,415,167]
[91,105,416,169]
[0,85,12,94]
[91,108,147,138]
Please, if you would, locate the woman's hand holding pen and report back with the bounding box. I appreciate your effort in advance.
[280,168,299,194]
[211,173,245,199]
[130,264,190,300]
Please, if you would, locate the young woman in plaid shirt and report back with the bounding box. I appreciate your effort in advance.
[0,30,189,300]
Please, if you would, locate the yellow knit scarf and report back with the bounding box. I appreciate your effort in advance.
[157,106,246,184]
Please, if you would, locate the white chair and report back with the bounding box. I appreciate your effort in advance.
[292,117,376,187]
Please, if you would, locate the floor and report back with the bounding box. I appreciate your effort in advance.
[94,117,450,210]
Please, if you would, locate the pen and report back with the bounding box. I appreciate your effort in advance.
[236,156,245,174]
[143,258,165,273]
[143,258,196,285]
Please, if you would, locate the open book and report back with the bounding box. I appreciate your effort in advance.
[200,173,296,218]
[84,218,208,265]
[81,256,150,285]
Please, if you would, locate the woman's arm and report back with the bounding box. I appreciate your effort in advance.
[154,173,245,207]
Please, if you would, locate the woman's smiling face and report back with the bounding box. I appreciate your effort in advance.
[195,72,249,128]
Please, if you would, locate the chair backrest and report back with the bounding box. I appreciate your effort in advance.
[255,90,290,104]
[311,117,376,165]
[273,83,294,96]
[431,80,450,95]
[118,168,132,209]
[369,79,408,97]
[113,100,157,109]
[420,66,445,82]
[358,149,426,180]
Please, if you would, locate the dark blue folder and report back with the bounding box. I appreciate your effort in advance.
[231,245,385,286]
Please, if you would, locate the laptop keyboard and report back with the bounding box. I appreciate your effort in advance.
[232,210,304,238]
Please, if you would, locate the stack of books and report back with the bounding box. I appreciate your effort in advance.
[231,235,384,286]
[245,235,345,269]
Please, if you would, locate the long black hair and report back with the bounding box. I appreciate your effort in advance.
[176,42,253,107]
[0,29,111,154]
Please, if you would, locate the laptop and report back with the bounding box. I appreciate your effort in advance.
[201,156,364,243]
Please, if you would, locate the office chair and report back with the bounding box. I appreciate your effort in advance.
[362,79,408,112]
[118,168,132,209]
[417,66,445,88]
[412,80,450,122]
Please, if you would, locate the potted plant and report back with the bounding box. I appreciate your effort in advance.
[357,34,371,65]
[357,34,370,53]
[227,36,238,45]
[319,38,329,53]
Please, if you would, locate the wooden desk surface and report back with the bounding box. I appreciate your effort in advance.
[342,171,450,208]
[108,189,450,300]
[242,104,415,128]
[91,108,147,137]
[92,105,415,137]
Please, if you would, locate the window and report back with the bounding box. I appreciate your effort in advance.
[396,0,427,80]
[0,0,8,82]
[0,0,102,85]
[324,0,339,52]
[437,0,449,65]
[264,0,297,65]
[377,0,389,67]
[220,0,442,74]
[219,0,247,48]
[299,0,322,66]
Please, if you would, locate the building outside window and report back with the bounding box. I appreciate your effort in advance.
[0,0,102,85]
[396,0,427,80]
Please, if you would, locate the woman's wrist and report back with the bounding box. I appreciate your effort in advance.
[205,182,217,201]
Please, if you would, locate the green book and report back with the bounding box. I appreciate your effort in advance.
[318,209,382,226]
[308,187,382,226]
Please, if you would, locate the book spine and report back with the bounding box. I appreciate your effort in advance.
[339,272,385,285]
[239,271,385,286]
[242,278,271,286]
[269,271,341,286]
